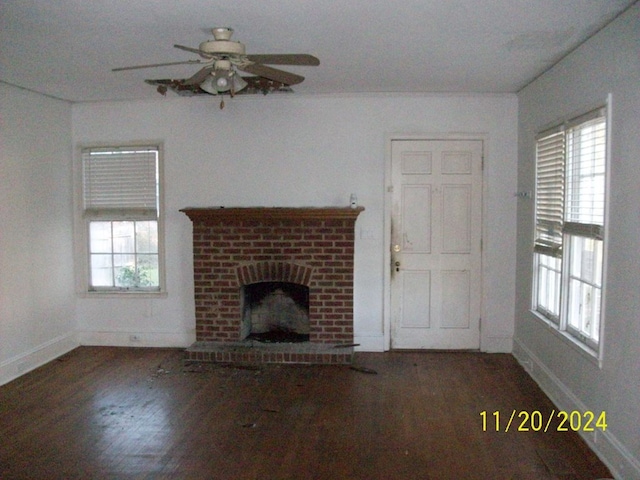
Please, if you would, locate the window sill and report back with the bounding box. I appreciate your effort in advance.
[79,290,168,299]
[529,310,602,368]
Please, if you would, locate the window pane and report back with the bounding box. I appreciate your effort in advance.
[89,222,113,253]
[569,236,603,287]
[592,289,601,343]
[90,254,114,287]
[137,254,159,286]
[567,236,602,343]
[114,254,136,287]
[535,253,561,320]
[88,220,160,290]
[112,222,135,254]
[568,278,601,342]
[136,221,158,253]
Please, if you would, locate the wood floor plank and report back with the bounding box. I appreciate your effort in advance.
[0,347,612,479]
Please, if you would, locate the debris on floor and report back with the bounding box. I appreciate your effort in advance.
[349,365,378,374]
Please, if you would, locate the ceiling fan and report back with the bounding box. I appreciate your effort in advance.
[113,27,320,101]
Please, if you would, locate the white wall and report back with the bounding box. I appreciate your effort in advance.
[514,4,640,478]
[0,84,78,385]
[72,92,518,352]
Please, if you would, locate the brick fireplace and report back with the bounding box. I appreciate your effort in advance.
[181,207,363,364]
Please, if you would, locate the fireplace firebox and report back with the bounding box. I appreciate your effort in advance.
[181,207,363,365]
[242,282,310,343]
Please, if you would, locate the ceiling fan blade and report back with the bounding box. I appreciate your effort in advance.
[183,66,214,86]
[112,60,203,72]
[238,63,305,85]
[245,54,320,66]
[174,44,214,57]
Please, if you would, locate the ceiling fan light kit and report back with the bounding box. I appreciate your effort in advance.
[113,26,319,107]
[200,71,248,95]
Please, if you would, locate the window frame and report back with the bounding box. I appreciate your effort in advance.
[75,142,166,297]
[531,103,610,361]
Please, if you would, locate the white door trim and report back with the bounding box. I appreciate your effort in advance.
[383,133,489,351]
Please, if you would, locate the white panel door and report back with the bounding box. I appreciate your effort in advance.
[390,139,483,349]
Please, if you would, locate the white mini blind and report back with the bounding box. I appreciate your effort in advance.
[565,112,606,240]
[82,146,159,217]
[534,129,565,256]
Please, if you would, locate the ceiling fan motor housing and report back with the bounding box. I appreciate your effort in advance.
[199,40,246,57]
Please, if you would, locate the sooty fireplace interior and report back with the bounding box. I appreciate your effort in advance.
[242,282,310,343]
[181,206,364,365]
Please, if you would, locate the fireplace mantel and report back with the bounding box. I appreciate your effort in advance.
[180,206,364,222]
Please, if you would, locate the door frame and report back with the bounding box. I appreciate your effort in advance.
[383,133,488,351]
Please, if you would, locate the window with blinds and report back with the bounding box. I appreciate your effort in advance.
[565,111,606,240]
[82,147,159,217]
[532,107,607,353]
[534,129,565,257]
[81,145,162,292]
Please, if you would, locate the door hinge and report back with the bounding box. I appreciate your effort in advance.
[481,156,485,171]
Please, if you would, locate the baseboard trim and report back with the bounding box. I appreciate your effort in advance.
[77,330,195,348]
[0,332,79,386]
[513,337,640,480]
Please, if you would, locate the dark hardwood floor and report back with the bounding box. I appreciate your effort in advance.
[0,347,611,479]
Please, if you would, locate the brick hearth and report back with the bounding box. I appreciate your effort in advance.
[181,207,363,365]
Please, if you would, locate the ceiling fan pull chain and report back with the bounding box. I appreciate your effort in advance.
[220,98,225,109]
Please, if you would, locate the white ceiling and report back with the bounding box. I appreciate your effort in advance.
[0,0,635,103]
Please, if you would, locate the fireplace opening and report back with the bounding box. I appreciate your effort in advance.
[241,282,310,343]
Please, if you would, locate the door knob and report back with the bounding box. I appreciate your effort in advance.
[393,244,401,252]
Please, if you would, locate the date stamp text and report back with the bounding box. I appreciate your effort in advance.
[480,410,607,432]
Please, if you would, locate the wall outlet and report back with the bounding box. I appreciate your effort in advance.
[129,334,142,343]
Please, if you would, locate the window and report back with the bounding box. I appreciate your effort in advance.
[81,145,163,292]
[533,108,607,352]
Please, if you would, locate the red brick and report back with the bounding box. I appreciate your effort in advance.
[185,209,359,344]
